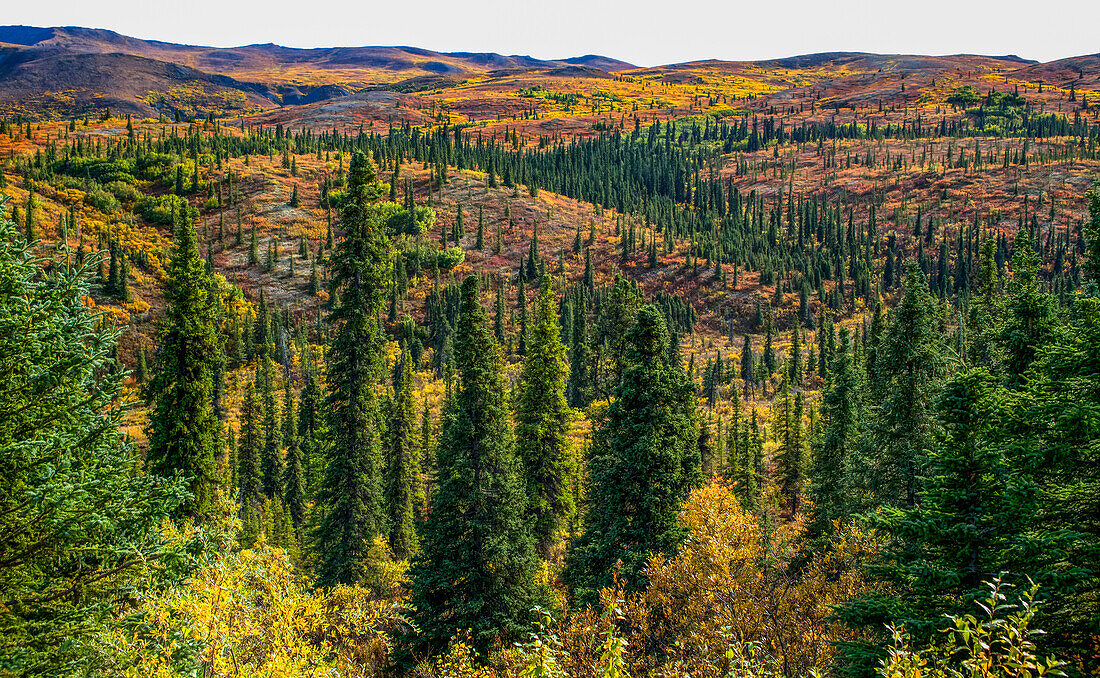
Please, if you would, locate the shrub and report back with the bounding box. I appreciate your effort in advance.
[139,194,191,225]
[878,577,1067,678]
[106,180,142,204]
[437,246,465,270]
[84,186,120,213]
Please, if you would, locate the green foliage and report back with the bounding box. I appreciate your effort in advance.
[408,275,540,658]
[237,378,264,523]
[865,260,944,507]
[380,201,436,236]
[878,578,1066,678]
[139,194,191,225]
[1083,190,1100,285]
[851,370,1029,660]
[437,246,466,269]
[0,212,185,675]
[313,151,393,587]
[566,305,702,601]
[516,274,574,557]
[998,229,1054,387]
[145,207,223,522]
[809,327,864,536]
[946,86,981,108]
[386,349,424,560]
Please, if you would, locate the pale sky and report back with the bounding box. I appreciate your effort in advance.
[5,0,1098,67]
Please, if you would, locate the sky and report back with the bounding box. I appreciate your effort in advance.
[5,0,1098,66]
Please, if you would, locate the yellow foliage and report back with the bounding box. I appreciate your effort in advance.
[106,540,411,678]
[564,481,878,678]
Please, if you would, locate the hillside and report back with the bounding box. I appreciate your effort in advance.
[3,27,1100,678]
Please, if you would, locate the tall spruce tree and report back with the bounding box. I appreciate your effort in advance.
[297,347,326,493]
[838,369,1027,675]
[259,361,282,498]
[773,376,805,514]
[145,207,221,521]
[282,385,305,530]
[594,275,643,399]
[237,379,264,521]
[865,259,943,507]
[565,305,702,601]
[741,334,755,397]
[998,228,1054,388]
[313,151,393,587]
[515,274,573,557]
[408,275,539,657]
[386,349,424,560]
[568,296,591,407]
[808,327,863,536]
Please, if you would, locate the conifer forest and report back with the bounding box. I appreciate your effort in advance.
[3,24,1100,678]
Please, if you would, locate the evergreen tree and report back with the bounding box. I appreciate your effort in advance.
[566,306,702,601]
[568,296,591,407]
[0,214,183,673]
[259,362,282,498]
[308,257,320,296]
[248,223,259,266]
[297,348,326,495]
[808,327,863,536]
[998,228,1054,388]
[865,259,943,507]
[594,275,643,399]
[515,274,573,557]
[386,349,424,560]
[476,205,484,250]
[408,275,539,656]
[762,321,777,378]
[145,208,221,521]
[741,334,755,396]
[313,151,392,587]
[23,190,35,242]
[282,385,305,530]
[516,275,528,356]
[788,321,803,384]
[773,376,805,514]
[839,369,1026,674]
[1006,293,1100,663]
[238,379,264,520]
[726,401,761,512]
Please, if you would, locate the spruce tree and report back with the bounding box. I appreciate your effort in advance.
[259,362,282,498]
[408,275,539,657]
[565,306,701,601]
[0,213,184,673]
[568,296,591,407]
[386,349,424,560]
[297,348,325,495]
[866,259,944,507]
[313,151,393,587]
[282,385,305,529]
[238,379,264,520]
[741,334,755,396]
[515,274,573,557]
[145,208,221,521]
[476,205,484,250]
[998,228,1054,388]
[808,327,863,536]
[839,369,1026,673]
[594,275,643,399]
[788,321,803,384]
